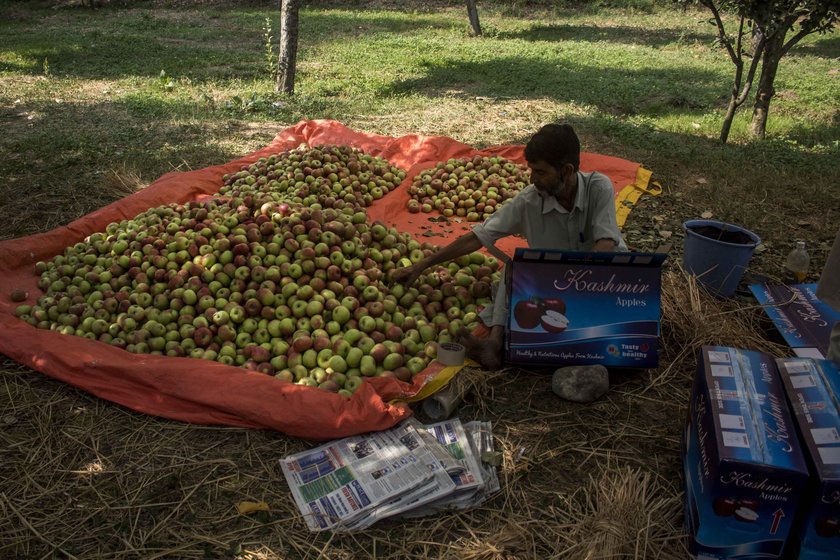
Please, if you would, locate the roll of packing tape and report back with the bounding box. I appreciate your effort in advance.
[422,383,463,420]
[436,342,466,366]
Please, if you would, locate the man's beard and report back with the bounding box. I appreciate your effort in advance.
[536,179,563,198]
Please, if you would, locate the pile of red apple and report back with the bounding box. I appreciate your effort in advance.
[219,145,405,210]
[14,150,502,396]
[405,155,530,221]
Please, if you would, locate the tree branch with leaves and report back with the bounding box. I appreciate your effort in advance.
[683,0,837,142]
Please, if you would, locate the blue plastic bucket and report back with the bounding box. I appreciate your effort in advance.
[682,220,761,298]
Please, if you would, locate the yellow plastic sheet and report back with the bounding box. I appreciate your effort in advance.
[615,166,662,229]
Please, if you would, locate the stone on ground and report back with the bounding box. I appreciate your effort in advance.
[551,365,609,403]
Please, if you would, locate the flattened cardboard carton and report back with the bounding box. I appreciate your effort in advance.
[750,283,840,359]
[683,346,809,559]
[776,357,840,560]
[505,249,666,368]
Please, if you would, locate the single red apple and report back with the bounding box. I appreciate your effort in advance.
[541,297,566,315]
[540,309,569,333]
[734,506,759,523]
[514,299,541,329]
[713,497,738,517]
[738,498,760,511]
[814,517,840,538]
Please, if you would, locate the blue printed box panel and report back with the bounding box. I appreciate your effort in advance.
[505,250,666,368]
[683,346,810,559]
[750,283,840,358]
[776,358,840,560]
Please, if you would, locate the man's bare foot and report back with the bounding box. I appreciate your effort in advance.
[455,328,503,371]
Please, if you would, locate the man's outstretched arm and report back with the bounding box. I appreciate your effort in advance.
[391,231,483,287]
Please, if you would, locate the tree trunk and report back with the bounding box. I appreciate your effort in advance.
[720,92,739,144]
[747,24,761,56]
[466,0,481,36]
[750,32,784,139]
[715,15,754,144]
[719,40,744,144]
[275,0,300,94]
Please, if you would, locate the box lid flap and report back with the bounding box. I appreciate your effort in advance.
[749,283,840,356]
[512,249,667,267]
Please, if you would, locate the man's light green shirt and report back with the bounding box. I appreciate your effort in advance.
[472,170,627,252]
[471,171,626,327]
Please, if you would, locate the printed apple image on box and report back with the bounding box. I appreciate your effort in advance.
[683,346,810,560]
[814,517,840,538]
[505,249,666,368]
[734,505,760,523]
[775,357,840,560]
[513,296,568,332]
[712,496,763,523]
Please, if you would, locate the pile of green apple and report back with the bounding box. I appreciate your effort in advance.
[219,145,406,210]
[15,191,501,397]
[406,155,530,221]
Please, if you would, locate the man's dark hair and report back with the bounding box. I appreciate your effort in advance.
[524,123,581,171]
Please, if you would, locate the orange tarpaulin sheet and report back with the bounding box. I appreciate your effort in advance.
[0,119,644,439]
[365,134,642,256]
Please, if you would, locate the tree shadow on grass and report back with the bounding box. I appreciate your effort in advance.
[385,55,727,120]
[496,23,717,49]
[0,4,449,81]
[0,96,315,239]
[581,112,838,177]
[500,21,839,60]
[557,113,840,247]
[1,31,263,82]
[787,34,840,59]
[497,19,840,58]
[298,8,452,38]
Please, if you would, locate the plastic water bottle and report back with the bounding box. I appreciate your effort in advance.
[784,241,810,284]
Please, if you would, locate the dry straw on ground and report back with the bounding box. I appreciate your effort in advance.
[1,264,789,558]
[552,465,684,559]
[101,166,148,199]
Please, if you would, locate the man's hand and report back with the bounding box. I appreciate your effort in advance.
[593,238,618,252]
[388,231,483,288]
[391,263,424,287]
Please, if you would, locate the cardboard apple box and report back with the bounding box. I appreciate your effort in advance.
[775,357,840,560]
[504,249,666,368]
[683,346,810,559]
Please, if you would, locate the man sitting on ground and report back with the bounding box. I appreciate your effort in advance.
[392,123,626,373]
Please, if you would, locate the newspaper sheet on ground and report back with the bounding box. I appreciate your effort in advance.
[464,420,501,500]
[340,420,457,530]
[279,421,441,531]
[280,417,500,531]
[399,419,497,517]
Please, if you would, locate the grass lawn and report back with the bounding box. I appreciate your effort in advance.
[1,0,838,557]
[2,0,837,257]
